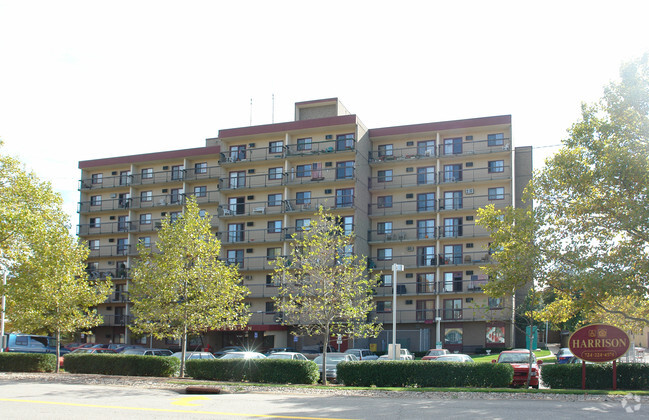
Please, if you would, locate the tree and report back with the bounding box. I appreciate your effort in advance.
[477,54,649,336]
[1,142,112,372]
[271,208,381,385]
[130,197,250,376]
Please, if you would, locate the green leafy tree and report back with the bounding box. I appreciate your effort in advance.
[477,54,649,335]
[1,142,111,372]
[271,208,381,385]
[130,197,250,376]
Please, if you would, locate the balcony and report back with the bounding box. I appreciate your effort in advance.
[370,306,508,324]
[439,165,511,184]
[219,227,288,245]
[368,199,434,216]
[437,137,512,158]
[86,268,129,280]
[368,227,434,242]
[79,192,188,213]
[437,193,512,212]
[79,175,132,190]
[183,165,220,181]
[368,146,436,163]
[367,249,492,271]
[218,196,354,218]
[130,169,185,186]
[104,291,130,304]
[285,138,355,157]
[100,314,131,327]
[219,146,288,164]
[224,255,285,272]
[369,172,436,190]
[88,245,132,258]
[437,223,490,239]
[247,311,287,326]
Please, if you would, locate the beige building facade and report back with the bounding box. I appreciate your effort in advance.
[77,98,532,352]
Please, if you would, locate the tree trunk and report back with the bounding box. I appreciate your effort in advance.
[322,325,329,386]
[55,329,61,374]
[180,324,187,378]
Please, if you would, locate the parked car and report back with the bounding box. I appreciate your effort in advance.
[492,350,543,388]
[432,354,475,363]
[114,345,145,353]
[264,347,297,356]
[313,353,356,381]
[555,348,574,364]
[90,343,122,350]
[212,346,244,358]
[422,348,451,360]
[3,333,69,355]
[379,348,414,360]
[266,352,308,361]
[344,349,378,361]
[219,351,266,360]
[66,343,96,351]
[69,348,116,354]
[121,348,173,356]
[171,351,215,360]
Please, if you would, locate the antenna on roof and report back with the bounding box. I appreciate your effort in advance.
[272,94,275,124]
[249,98,253,126]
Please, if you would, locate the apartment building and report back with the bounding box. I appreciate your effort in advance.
[77,98,532,352]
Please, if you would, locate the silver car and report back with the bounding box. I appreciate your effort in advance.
[432,354,475,363]
[219,351,266,360]
[171,351,215,360]
[267,352,308,361]
[313,353,355,381]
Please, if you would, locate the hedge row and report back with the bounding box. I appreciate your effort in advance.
[0,353,57,372]
[63,354,179,377]
[337,361,514,387]
[541,363,649,390]
[186,359,319,384]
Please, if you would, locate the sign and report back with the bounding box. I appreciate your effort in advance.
[569,324,630,363]
[525,326,538,350]
[293,335,298,343]
[336,334,342,345]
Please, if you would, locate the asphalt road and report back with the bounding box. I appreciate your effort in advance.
[0,381,644,419]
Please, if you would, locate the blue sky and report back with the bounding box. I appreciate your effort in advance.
[1,1,648,224]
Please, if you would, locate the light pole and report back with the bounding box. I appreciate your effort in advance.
[391,263,404,360]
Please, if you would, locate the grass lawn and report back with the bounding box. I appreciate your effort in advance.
[472,349,556,364]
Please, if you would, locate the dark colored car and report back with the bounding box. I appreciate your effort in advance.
[492,350,543,388]
[555,348,574,364]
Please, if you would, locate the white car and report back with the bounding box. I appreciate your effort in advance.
[171,351,215,360]
[313,353,356,381]
[379,349,414,360]
[344,349,379,361]
[219,351,266,360]
[266,352,308,361]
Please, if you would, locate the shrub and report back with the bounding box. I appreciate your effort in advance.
[185,359,318,384]
[541,363,649,390]
[64,354,179,377]
[0,353,56,372]
[337,360,513,388]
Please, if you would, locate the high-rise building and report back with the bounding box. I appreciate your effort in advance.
[77,98,532,352]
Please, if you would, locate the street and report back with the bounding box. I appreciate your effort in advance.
[0,381,645,419]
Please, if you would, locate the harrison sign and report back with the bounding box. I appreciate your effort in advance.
[569,324,630,363]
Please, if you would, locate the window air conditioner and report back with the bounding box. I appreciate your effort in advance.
[407,246,414,252]
[465,188,474,195]
[244,275,253,281]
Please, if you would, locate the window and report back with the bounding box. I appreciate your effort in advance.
[336,133,354,150]
[296,191,311,205]
[227,249,244,267]
[417,246,435,266]
[340,216,354,235]
[488,297,503,309]
[268,193,282,207]
[444,245,463,265]
[444,327,463,344]
[335,188,354,208]
[229,171,246,188]
[296,164,312,178]
[443,300,463,320]
[139,213,152,225]
[140,191,152,202]
[377,195,392,208]
[417,193,435,211]
[378,144,393,157]
[417,273,435,293]
[171,165,184,181]
[267,220,282,233]
[488,187,505,200]
[380,274,393,286]
[377,301,392,313]
[88,240,99,250]
[195,162,207,174]
[417,140,435,156]
[141,168,153,179]
[169,211,181,223]
[268,167,283,180]
[170,188,183,204]
[90,195,102,206]
[336,161,354,179]
[118,193,130,208]
[443,191,462,210]
[377,222,393,235]
[443,137,462,155]
[139,236,151,248]
[378,170,393,182]
[117,238,129,255]
[229,197,245,215]
[118,216,129,232]
[488,160,504,173]
[230,145,246,161]
[193,186,207,197]
[91,173,103,184]
[228,223,245,243]
[444,218,463,237]
[269,141,283,154]
[443,164,462,182]
[297,137,312,151]
[267,247,281,260]
[377,248,392,261]
[417,166,436,185]
[417,219,435,239]
[119,170,131,186]
[296,218,311,231]
[89,217,101,228]
[443,270,463,292]
[416,300,435,321]
[265,301,276,313]
[488,133,504,146]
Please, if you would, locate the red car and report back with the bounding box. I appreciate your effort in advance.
[492,350,543,388]
[421,349,450,360]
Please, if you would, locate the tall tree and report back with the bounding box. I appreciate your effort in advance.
[271,208,381,385]
[1,142,112,371]
[477,54,649,332]
[130,197,250,376]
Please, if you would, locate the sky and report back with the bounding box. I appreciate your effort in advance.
[1,1,648,224]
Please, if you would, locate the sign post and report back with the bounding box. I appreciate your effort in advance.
[568,324,630,390]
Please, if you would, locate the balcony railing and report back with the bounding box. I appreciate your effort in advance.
[368,250,493,271]
[437,193,512,212]
[79,175,131,190]
[86,268,129,280]
[368,227,434,242]
[130,169,185,186]
[369,172,436,190]
[218,196,353,217]
[371,276,490,298]
[368,199,434,216]
[369,306,507,324]
[104,291,130,304]
[224,255,286,271]
[183,165,221,181]
[286,138,355,157]
[437,223,490,239]
[100,314,131,327]
[220,227,288,245]
[439,166,511,184]
[88,245,132,258]
[368,138,512,163]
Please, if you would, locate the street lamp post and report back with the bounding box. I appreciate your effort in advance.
[391,263,404,360]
